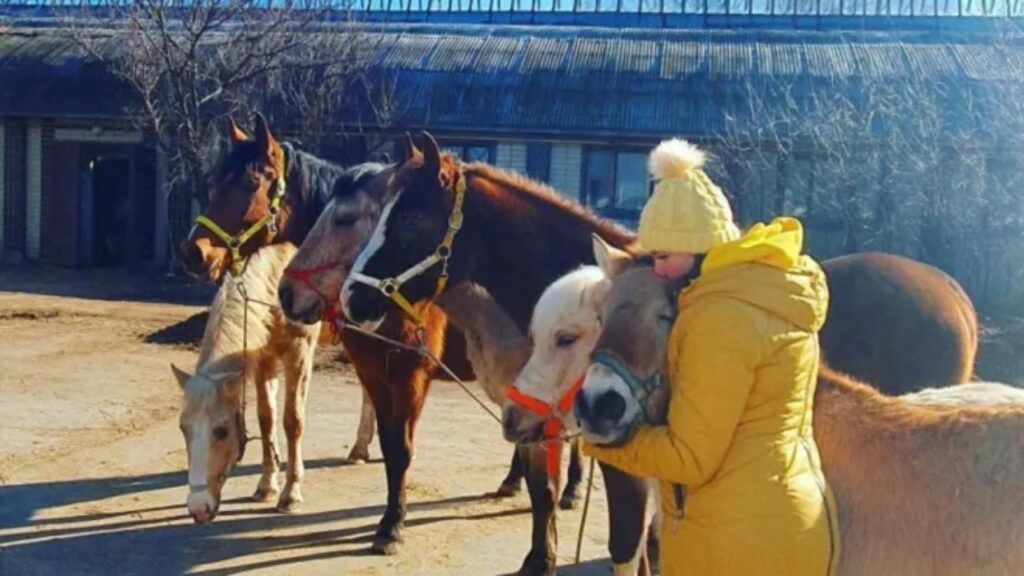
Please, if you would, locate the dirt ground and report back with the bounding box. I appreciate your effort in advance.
[0,268,616,576]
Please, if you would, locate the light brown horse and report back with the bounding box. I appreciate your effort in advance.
[574,246,1024,576]
[182,117,536,555]
[338,130,981,575]
[173,243,318,522]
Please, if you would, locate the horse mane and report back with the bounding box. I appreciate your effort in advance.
[463,161,639,252]
[214,139,350,224]
[330,161,391,201]
[195,244,296,378]
[816,364,1024,430]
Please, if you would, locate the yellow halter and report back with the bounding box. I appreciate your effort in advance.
[349,173,467,327]
[194,168,287,277]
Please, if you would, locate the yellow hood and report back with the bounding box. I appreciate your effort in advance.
[687,217,828,332]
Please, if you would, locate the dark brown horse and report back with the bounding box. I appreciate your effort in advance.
[339,131,979,575]
[180,116,549,555]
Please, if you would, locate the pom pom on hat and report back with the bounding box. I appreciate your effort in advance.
[648,138,707,180]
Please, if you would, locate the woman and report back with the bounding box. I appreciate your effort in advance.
[583,138,840,575]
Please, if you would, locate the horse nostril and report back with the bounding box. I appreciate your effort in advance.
[594,391,626,422]
[279,284,294,312]
[574,394,590,420]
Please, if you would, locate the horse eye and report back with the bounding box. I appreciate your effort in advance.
[334,213,358,227]
[657,312,675,324]
[555,333,579,348]
[213,426,229,440]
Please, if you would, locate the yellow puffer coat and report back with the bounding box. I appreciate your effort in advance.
[584,217,840,576]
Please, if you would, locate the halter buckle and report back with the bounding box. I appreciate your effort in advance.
[381,279,399,296]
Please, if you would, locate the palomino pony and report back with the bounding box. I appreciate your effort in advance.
[173,243,319,521]
[181,116,511,554]
[338,131,981,575]
[569,242,1024,575]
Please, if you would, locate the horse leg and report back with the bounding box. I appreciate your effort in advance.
[252,370,281,502]
[346,387,376,464]
[558,438,584,510]
[600,462,652,576]
[495,447,524,497]
[277,336,314,513]
[517,443,558,576]
[371,368,430,556]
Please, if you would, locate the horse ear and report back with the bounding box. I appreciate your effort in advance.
[592,234,632,278]
[402,132,420,161]
[419,130,442,177]
[227,117,249,144]
[253,112,277,161]
[171,363,192,390]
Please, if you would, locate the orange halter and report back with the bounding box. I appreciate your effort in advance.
[505,375,585,476]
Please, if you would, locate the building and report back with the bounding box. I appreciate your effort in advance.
[1,1,1023,310]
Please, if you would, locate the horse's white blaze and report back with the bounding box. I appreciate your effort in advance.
[341,188,403,320]
[186,418,213,515]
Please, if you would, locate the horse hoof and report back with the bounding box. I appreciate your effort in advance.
[516,558,556,576]
[370,538,400,556]
[345,446,370,464]
[494,479,522,498]
[276,492,304,513]
[252,485,280,503]
[558,491,581,510]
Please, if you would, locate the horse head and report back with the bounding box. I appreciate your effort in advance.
[277,161,394,326]
[341,131,470,332]
[173,363,246,524]
[181,113,292,282]
[574,238,674,446]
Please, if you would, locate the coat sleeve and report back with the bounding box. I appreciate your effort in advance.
[583,300,762,489]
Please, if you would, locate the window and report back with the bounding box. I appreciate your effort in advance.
[442,141,495,164]
[526,142,551,182]
[583,147,651,218]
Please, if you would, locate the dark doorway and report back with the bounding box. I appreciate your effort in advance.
[89,156,131,267]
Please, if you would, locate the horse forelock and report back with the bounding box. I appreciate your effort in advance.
[530,266,605,340]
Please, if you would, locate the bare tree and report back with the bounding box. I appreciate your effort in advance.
[55,1,389,267]
[718,67,1024,315]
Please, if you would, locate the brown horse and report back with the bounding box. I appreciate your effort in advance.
[180,116,531,555]
[819,252,978,394]
[339,131,979,574]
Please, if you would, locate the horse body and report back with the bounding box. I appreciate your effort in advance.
[820,252,978,393]
[562,251,1024,575]
[341,134,637,575]
[174,243,319,522]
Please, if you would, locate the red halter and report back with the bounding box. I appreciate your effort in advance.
[505,375,585,476]
[282,261,343,334]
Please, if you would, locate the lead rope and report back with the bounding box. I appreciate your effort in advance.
[235,281,279,469]
[225,286,596,565]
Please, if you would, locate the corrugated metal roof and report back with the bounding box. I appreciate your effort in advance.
[2,23,1023,136]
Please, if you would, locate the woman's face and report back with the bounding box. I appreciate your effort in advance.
[652,252,697,280]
